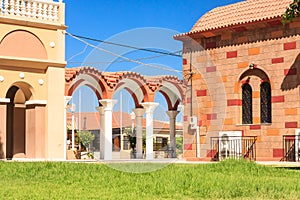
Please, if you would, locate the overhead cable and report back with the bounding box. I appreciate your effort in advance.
[66,32,181,73]
[68,34,182,57]
[68,51,182,64]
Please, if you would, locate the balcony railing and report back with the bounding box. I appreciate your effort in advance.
[0,0,61,23]
[210,136,257,161]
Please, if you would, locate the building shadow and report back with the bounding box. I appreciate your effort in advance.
[0,136,3,159]
[282,167,300,171]
[281,53,300,91]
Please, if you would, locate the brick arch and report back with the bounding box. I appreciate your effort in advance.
[65,67,111,100]
[115,72,151,105]
[156,76,186,110]
[238,67,271,93]
[239,67,270,82]
[0,30,47,59]
[65,67,186,109]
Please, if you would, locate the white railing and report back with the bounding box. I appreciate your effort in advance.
[0,0,61,23]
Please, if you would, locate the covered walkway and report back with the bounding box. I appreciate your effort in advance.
[65,67,186,160]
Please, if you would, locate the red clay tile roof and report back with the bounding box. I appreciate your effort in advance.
[67,112,182,130]
[176,0,292,37]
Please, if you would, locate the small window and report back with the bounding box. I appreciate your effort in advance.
[242,83,252,124]
[260,82,271,123]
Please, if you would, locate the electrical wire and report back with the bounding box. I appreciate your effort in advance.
[67,44,88,62]
[66,31,181,73]
[68,50,182,64]
[68,34,182,57]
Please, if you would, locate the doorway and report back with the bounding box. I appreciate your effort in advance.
[6,84,31,159]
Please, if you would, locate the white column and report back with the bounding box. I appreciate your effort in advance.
[133,108,145,159]
[141,102,158,160]
[166,110,179,158]
[96,106,104,160]
[64,96,72,160]
[99,99,117,160]
[71,109,75,150]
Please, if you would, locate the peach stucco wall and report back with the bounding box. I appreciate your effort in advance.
[0,23,65,62]
[0,30,48,59]
[0,104,6,159]
[0,3,66,160]
[45,67,65,159]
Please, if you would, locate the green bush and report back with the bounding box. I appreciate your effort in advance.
[77,130,95,149]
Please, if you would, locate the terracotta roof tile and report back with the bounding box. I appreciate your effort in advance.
[67,112,182,130]
[176,0,292,37]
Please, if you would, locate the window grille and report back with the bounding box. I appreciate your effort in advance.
[260,82,271,123]
[242,83,252,124]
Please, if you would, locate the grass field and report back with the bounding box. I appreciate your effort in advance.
[0,160,300,199]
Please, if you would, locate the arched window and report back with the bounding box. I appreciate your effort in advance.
[260,82,271,123]
[242,83,252,124]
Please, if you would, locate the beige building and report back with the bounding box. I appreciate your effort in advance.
[0,0,66,159]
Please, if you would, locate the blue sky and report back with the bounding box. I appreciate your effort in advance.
[64,0,242,121]
[64,0,242,68]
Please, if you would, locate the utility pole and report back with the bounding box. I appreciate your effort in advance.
[186,47,200,158]
[186,47,193,116]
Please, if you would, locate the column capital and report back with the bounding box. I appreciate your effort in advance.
[99,99,117,111]
[132,107,145,117]
[64,96,72,108]
[95,106,103,113]
[141,102,158,114]
[166,110,179,119]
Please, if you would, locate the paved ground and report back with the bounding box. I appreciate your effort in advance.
[4,158,300,168]
[62,159,300,168]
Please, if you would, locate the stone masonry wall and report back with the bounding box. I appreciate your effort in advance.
[182,21,300,161]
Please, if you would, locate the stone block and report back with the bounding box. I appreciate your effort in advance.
[227,51,238,58]
[248,47,260,55]
[285,108,298,115]
[271,57,284,64]
[285,121,298,128]
[284,41,296,50]
[266,129,279,136]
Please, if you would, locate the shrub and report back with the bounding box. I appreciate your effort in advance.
[77,130,95,150]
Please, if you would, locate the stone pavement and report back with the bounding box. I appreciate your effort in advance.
[4,158,300,168]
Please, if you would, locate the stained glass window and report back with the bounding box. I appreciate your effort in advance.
[242,83,252,124]
[261,82,271,123]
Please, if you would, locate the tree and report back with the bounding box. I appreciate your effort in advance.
[77,130,95,151]
[282,0,300,24]
[123,128,136,151]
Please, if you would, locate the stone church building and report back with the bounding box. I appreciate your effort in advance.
[175,0,300,161]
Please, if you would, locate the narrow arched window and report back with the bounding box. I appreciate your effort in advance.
[261,82,271,123]
[242,83,252,124]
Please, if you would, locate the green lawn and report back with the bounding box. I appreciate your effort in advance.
[0,160,299,199]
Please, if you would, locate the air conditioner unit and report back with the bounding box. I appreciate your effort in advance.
[189,116,198,129]
[218,131,242,160]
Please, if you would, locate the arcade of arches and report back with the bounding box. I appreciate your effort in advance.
[65,67,186,160]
